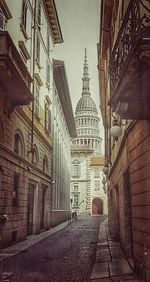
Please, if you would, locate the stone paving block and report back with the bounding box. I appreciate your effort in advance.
[110,246,124,259]
[97,242,108,247]
[96,246,111,262]
[91,279,112,282]
[119,279,142,282]
[90,262,109,279]
[109,259,134,277]
[112,274,140,281]
[109,240,120,247]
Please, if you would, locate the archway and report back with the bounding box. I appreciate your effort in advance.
[92,198,103,215]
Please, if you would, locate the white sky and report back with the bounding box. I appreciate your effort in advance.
[53,0,104,149]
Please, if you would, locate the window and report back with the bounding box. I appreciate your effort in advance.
[37,2,41,29]
[35,83,40,118]
[47,28,50,55]
[95,167,100,178]
[45,103,51,133]
[0,10,5,31]
[36,35,40,62]
[43,155,48,172]
[14,133,23,156]
[32,147,38,165]
[74,195,79,206]
[94,180,100,191]
[13,173,19,206]
[74,185,78,192]
[18,41,30,64]
[21,0,27,30]
[46,61,50,86]
[72,164,81,177]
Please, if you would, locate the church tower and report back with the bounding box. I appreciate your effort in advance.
[72,49,102,155]
[70,49,107,215]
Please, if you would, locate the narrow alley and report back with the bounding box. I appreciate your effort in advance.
[1,215,141,282]
[2,215,104,282]
[0,0,150,281]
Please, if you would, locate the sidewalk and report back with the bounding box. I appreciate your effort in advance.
[0,220,71,259]
[0,220,72,281]
[90,219,142,282]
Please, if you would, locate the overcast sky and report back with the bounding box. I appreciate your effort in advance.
[53,0,104,147]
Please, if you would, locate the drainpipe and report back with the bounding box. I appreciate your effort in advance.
[30,0,37,163]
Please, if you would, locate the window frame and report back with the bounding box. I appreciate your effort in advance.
[35,82,40,118]
[94,180,100,191]
[13,173,19,207]
[21,0,28,30]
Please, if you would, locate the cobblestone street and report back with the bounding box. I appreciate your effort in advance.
[3,215,106,282]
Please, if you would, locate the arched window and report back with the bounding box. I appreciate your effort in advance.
[74,184,79,192]
[14,132,24,157]
[43,155,48,172]
[32,145,39,165]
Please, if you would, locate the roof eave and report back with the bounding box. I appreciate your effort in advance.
[53,59,77,138]
[44,0,63,44]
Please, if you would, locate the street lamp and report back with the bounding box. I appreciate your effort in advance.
[110,117,122,139]
[110,113,127,141]
[103,165,109,175]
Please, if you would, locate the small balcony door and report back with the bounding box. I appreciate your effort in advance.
[27,184,35,236]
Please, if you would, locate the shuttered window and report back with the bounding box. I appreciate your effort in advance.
[45,103,51,134]
[35,83,40,118]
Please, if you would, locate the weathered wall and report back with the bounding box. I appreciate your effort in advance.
[0,110,52,248]
[50,210,71,227]
[109,121,150,278]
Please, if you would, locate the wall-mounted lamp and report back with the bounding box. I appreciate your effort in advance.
[103,165,109,175]
[110,113,127,141]
[103,184,107,194]
[110,116,122,139]
[102,176,107,185]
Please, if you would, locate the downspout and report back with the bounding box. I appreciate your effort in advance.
[30,0,37,163]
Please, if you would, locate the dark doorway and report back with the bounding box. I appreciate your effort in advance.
[92,198,103,214]
[40,185,47,231]
[27,183,35,236]
[114,185,120,241]
[123,168,133,257]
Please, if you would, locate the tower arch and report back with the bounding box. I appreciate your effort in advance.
[92,198,103,215]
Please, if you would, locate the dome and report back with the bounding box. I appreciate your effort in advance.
[75,94,97,114]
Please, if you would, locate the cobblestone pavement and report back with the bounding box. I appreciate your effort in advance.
[3,215,106,282]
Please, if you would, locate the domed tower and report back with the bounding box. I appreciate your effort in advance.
[71,50,106,216]
[72,49,102,155]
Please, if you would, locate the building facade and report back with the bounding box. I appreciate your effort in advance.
[51,60,76,226]
[0,0,63,248]
[98,0,150,280]
[71,49,107,215]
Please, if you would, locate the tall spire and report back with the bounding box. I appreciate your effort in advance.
[82,48,90,96]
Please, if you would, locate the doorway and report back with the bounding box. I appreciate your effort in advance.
[92,198,103,214]
[27,183,35,236]
[40,185,47,231]
[114,185,120,241]
[123,168,133,257]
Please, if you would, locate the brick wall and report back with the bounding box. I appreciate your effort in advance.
[109,121,150,277]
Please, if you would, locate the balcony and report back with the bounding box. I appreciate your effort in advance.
[0,32,33,115]
[109,0,150,119]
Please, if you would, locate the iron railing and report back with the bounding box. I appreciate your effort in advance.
[110,0,150,96]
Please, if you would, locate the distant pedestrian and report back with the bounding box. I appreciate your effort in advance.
[74,211,77,221]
